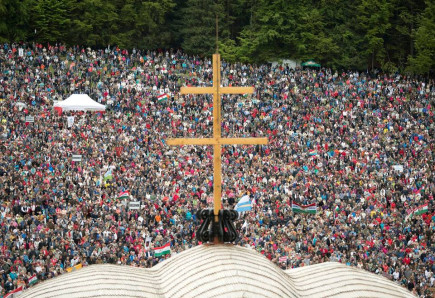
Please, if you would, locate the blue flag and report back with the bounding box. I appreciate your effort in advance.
[235,195,252,212]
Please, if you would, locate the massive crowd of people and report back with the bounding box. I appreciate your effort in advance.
[0,42,434,297]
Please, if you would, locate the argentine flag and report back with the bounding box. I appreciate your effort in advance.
[235,195,252,212]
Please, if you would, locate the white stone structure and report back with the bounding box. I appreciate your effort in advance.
[21,245,414,298]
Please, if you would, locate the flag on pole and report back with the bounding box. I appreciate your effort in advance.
[154,243,171,257]
[308,150,318,156]
[103,169,113,181]
[157,93,169,102]
[235,195,252,212]
[292,202,317,214]
[28,274,38,286]
[5,287,23,298]
[116,190,130,200]
[405,204,429,221]
[96,172,102,187]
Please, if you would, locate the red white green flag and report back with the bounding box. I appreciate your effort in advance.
[405,204,429,221]
[5,286,23,298]
[292,202,317,214]
[154,243,171,257]
[116,190,130,200]
[157,93,169,102]
[28,274,38,285]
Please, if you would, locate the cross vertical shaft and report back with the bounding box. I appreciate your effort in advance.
[166,54,268,242]
[212,54,222,220]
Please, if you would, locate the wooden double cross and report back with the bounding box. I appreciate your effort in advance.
[166,54,268,224]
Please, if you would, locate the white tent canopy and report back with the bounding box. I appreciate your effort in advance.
[53,94,105,111]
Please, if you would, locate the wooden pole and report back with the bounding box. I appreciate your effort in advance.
[212,53,221,223]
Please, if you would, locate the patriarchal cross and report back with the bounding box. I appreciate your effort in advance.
[166,53,268,243]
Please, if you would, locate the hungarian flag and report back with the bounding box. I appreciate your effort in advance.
[5,287,23,298]
[154,243,171,257]
[292,202,317,214]
[117,190,130,200]
[28,274,38,285]
[308,149,318,156]
[157,93,169,102]
[405,204,429,221]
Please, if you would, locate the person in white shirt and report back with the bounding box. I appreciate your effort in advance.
[393,268,400,280]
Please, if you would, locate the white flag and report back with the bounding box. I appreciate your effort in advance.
[67,116,75,128]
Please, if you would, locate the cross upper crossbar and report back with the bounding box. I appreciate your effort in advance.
[166,54,268,224]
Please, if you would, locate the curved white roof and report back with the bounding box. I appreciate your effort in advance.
[21,244,414,298]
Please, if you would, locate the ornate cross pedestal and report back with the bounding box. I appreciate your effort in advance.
[166,54,268,243]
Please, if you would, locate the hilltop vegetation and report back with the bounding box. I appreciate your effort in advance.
[0,0,433,74]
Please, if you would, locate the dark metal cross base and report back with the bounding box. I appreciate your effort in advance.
[196,209,238,243]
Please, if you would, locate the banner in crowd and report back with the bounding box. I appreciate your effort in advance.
[66,263,83,273]
[405,204,428,221]
[25,116,34,123]
[154,243,171,257]
[292,202,317,214]
[392,165,404,172]
[235,195,252,212]
[128,201,140,210]
[5,286,23,298]
[72,154,82,162]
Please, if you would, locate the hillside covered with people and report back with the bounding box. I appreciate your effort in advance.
[0,42,434,296]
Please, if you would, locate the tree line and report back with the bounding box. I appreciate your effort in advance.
[0,0,433,74]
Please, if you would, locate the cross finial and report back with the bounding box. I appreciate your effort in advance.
[215,14,219,54]
[166,54,268,243]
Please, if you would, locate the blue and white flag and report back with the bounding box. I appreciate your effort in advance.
[235,195,252,212]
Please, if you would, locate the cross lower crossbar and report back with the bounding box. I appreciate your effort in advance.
[166,137,268,146]
[180,86,255,95]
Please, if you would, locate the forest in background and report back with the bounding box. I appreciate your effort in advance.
[0,0,433,74]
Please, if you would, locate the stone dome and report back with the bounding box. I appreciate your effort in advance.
[21,244,414,298]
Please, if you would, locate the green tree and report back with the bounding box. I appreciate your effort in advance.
[61,0,92,46]
[32,0,70,44]
[179,0,228,56]
[295,4,339,65]
[236,0,299,63]
[384,0,426,70]
[357,0,392,70]
[407,0,435,74]
[80,0,119,48]
[136,0,175,49]
[319,0,362,70]
[109,0,175,49]
[0,0,32,42]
